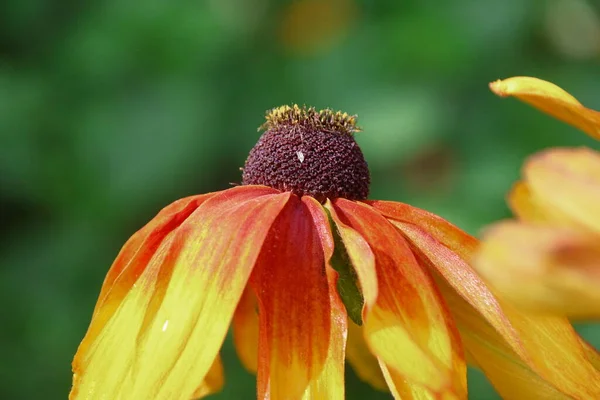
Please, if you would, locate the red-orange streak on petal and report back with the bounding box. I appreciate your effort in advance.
[71,186,289,399]
[392,220,600,398]
[303,196,348,400]
[251,195,332,400]
[324,200,378,313]
[333,199,466,398]
[233,288,259,373]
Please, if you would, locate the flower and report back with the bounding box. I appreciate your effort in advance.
[475,77,600,319]
[71,105,600,399]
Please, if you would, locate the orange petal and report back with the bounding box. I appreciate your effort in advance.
[191,355,225,399]
[388,214,600,398]
[475,221,600,318]
[70,186,289,400]
[490,76,600,139]
[302,196,348,399]
[333,199,466,398]
[250,195,341,399]
[524,147,600,234]
[345,320,388,391]
[233,288,259,373]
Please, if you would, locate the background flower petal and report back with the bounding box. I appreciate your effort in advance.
[70,186,289,400]
[525,147,600,235]
[333,199,466,399]
[251,195,340,400]
[475,221,600,318]
[490,76,600,139]
[391,217,600,398]
[507,181,551,223]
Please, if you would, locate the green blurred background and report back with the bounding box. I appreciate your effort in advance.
[1,0,599,398]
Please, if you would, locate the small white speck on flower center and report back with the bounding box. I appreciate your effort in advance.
[296,151,305,163]
[162,320,169,332]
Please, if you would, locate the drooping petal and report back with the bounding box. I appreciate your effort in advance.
[71,186,289,400]
[332,199,466,399]
[302,196,348,400]
[383,210,600,398]
[524,147,600,235]
[79,194,214,360]
[191,355,225,399]
[251,195,339,400]
[489,76,600,139]
[475,221,600,318]
[233,288,259,373]
[345,321,388,391]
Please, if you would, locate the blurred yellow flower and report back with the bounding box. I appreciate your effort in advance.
[475,76,600,318]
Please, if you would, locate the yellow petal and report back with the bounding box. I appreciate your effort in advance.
[379,362,460,400]
[334,199,466,398]
[345,320,388,391]
[507,181,550,223]
[233,288,259,373]
[70,187,290,399]
[490,76,600,139]
[475,221,600,318]
[524,147,600,234]
[392,218,600,398]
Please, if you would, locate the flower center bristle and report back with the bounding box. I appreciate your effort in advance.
[242,104,370,201]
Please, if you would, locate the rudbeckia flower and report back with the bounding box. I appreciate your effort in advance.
[71,105,600,399]
[475,77,600,318]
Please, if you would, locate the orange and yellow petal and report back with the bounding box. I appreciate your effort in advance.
[333,199,466,399]
[191,356,225,399]
[475,221,600,318]
[78,193,214,360]
[345,321,388,391]
[524,147,600,235]
[381,206,600,398]
[251,195,345,400]
[233,288,259,373]
[70,186,289,400]
[490,76,600,139]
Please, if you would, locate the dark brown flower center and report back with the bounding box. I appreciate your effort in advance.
[242,105,370,202]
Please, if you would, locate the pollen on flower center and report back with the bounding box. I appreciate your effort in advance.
[242,105,371,201]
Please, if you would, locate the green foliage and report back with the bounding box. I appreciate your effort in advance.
[1,0,599,399]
